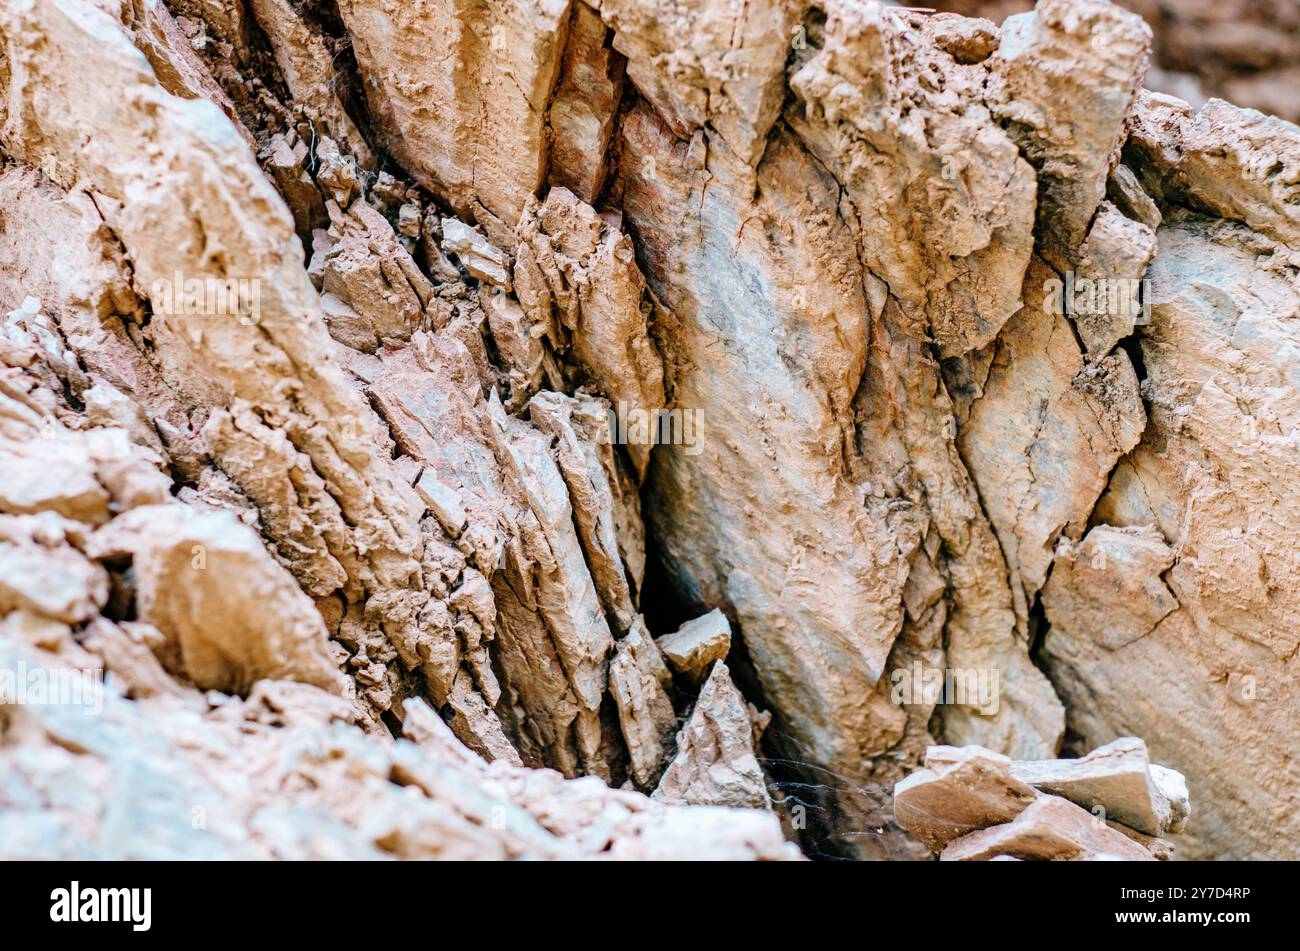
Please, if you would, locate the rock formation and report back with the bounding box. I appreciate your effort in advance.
[0,0,1297,860]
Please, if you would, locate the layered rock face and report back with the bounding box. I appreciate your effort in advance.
[0,0,1297,861]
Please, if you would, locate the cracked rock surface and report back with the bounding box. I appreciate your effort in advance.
[1,0,1297,861]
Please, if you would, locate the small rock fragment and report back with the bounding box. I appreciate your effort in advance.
[415,469,468,539]
[441,218,512,290]
[656,609,731,682]
[87,504,348,697]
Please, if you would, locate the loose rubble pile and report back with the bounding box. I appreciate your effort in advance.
[0,0,1297,860]
[894,739,1189,860]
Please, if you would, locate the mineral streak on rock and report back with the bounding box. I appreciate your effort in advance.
[1,0,1298,861]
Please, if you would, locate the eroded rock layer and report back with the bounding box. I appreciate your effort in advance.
[0,0,1297,860]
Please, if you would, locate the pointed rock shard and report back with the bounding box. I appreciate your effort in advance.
[415,469,469,540]
[529,391,641,633]
[1106,164,1162,231]
[445,674,525,767]
[1011,737,1189,836]
[893,745,1038,852]
[547,2,624,203]
[655,608,731,683]
[609,619,678,789]
[654,662,770,811]
[515,187,667,480]
[940,794,1157,862]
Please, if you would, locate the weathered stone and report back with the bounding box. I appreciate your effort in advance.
[656,609,731,682]
[1042,526,1178,652]
[608,619,678,789]
[442,219,513,290]
[940,794,1157,861]
[4,0,1299,865]
[547,3,624,202]
[1046,185,1300,859]
[654,662,770,811]
[89,504,348,696]
[337,0,570,244]
[988,0,1152,269]
[600,0,800,164]
[1073,202,1158,356]
[893,745,1038,852]
[960,256,1147,630]
[1011,737,1189,836]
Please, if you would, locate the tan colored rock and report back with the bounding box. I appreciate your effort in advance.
[1129,93,1300,249]
[0,516,108,625]
[0,435,110,525]
[1107,819,1175,861]
[0,0,435,729]
[1042,525,1178,652]
[337,0,570,244]
[0,632,800,859]
[600,0,800,164]
[442,219,513,290]
[1046,158,1300,858]
[5,0,1300,865]
[320,197,435,350]
[621,107,918,804]
[245,0,374,167]
[1107,163,1163,231]
[1073,202,1158,356]
[1011,737,1188,836]
[654,662,770,811]
[656,608,731,682]
[485,395,616,777]
[547,2,624,203]
[988,0,1152,269]
[515,187,666,479]
[608,619,678,789]
[960,257,1147,625]
[940,794,1157,861]
[529,391,641,633]
[893,745,1038,852]
[790,1,1038,355]
[81,619,183,700]
[89,504,348,696]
